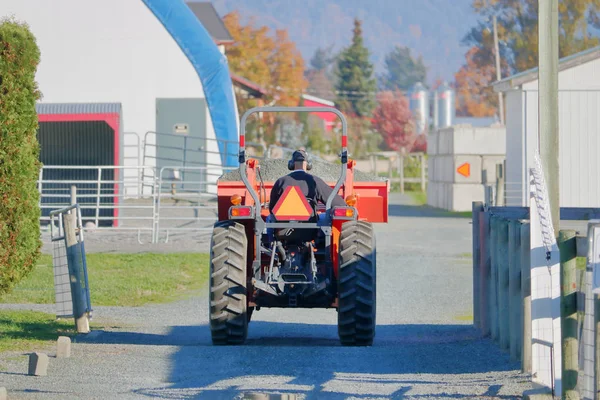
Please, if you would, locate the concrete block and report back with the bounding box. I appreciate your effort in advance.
[429,156,444,183]
[427,182,441,209]
[522,387,553,400]
[427,155,435,182]
[427,182,438,208]
[433,156,454,183]
[453,126,506,155]
[28,352,49,376]
[436,127,454,155]
[451,183,485,212]
[453,155,482,184]
[428,155,483,184]
[428,182,453,210]
[428,130,439,155]
[0,387,6,400]
[56,336,71,358]
[433,125,506,155]
[428,181,485,212]
[441,183,449,210]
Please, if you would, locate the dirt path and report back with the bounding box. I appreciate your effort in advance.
[1,194,529,399]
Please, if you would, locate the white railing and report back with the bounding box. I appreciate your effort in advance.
[38,165,236,244]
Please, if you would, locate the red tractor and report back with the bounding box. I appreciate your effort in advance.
[210,107,389,346]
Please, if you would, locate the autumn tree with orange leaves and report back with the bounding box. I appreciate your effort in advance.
[454,47,499,117]
[223,11,307,111]
[457,0,600,117]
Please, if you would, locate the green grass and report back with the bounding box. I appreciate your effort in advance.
[0,253,210,307]
[454,314,473,322]
[447,211,473,218]
[408,191,427,206]
[0,310,77,353]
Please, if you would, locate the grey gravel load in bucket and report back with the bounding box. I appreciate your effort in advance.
[219,158,385,183]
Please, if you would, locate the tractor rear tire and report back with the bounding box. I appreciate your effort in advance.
[209,221,248,345]
[337,220,376,346]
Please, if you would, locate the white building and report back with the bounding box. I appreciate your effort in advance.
[494,46,600,207]
[2,0,246,196]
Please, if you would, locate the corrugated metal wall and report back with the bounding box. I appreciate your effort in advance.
[504,90,527,206]
[36,103,121,115]
[519,89,600,207]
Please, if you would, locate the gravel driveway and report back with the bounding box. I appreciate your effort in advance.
[0,193,531,399]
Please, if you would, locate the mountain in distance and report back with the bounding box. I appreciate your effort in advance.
[211,0,479,86]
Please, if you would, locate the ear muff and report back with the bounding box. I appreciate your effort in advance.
[288,159,295,171]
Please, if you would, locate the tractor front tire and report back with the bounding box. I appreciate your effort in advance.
[337,220,376,346]
[209,221,248,345]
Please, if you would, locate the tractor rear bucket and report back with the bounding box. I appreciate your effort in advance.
[216,159,389,223]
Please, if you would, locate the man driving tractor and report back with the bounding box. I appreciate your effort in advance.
[265,149,345,243]
[269,149,346,212]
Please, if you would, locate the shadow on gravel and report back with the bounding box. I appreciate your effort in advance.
[389,204,472,219]
[80,321,524,399]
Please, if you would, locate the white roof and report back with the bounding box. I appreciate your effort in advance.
[302,93,335,107]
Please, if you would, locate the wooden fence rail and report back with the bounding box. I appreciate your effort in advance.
[367,151,427,193]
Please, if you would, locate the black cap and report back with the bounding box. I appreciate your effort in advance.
[292,149,308,162]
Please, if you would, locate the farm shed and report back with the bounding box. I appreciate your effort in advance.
[493,45,600,207]
[36,103,123,226]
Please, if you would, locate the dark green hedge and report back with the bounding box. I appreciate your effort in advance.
[0,18,42,296]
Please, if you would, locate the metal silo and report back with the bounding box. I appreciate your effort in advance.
[432,90,439,131]
[437,82,455,128]
[410,82,429,134]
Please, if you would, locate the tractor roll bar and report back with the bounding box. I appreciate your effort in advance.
[238,106,349,214]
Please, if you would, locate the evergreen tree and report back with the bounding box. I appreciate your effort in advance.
[306,45,336,101]
[0,19,42,295]
[334,19,377,117]
[380,46,427,91]
[310,45,335,71]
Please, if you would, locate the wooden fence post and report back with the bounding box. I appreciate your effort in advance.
[473,202,484,330]
[595,293,600,395]
[559,230,578,399]
[490,215,500,343]
[420,154,426,192]
[498,218,510,350]
[508,219,522,361]
[399,155,405,194]
[370,154,376,174]
[63,213,90,334]
[521,222,532,373]
[480,210,491,337]
[495,163,505,207]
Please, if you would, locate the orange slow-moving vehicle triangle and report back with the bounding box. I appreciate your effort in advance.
[272,186,313,221]
[457,162,470,178]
